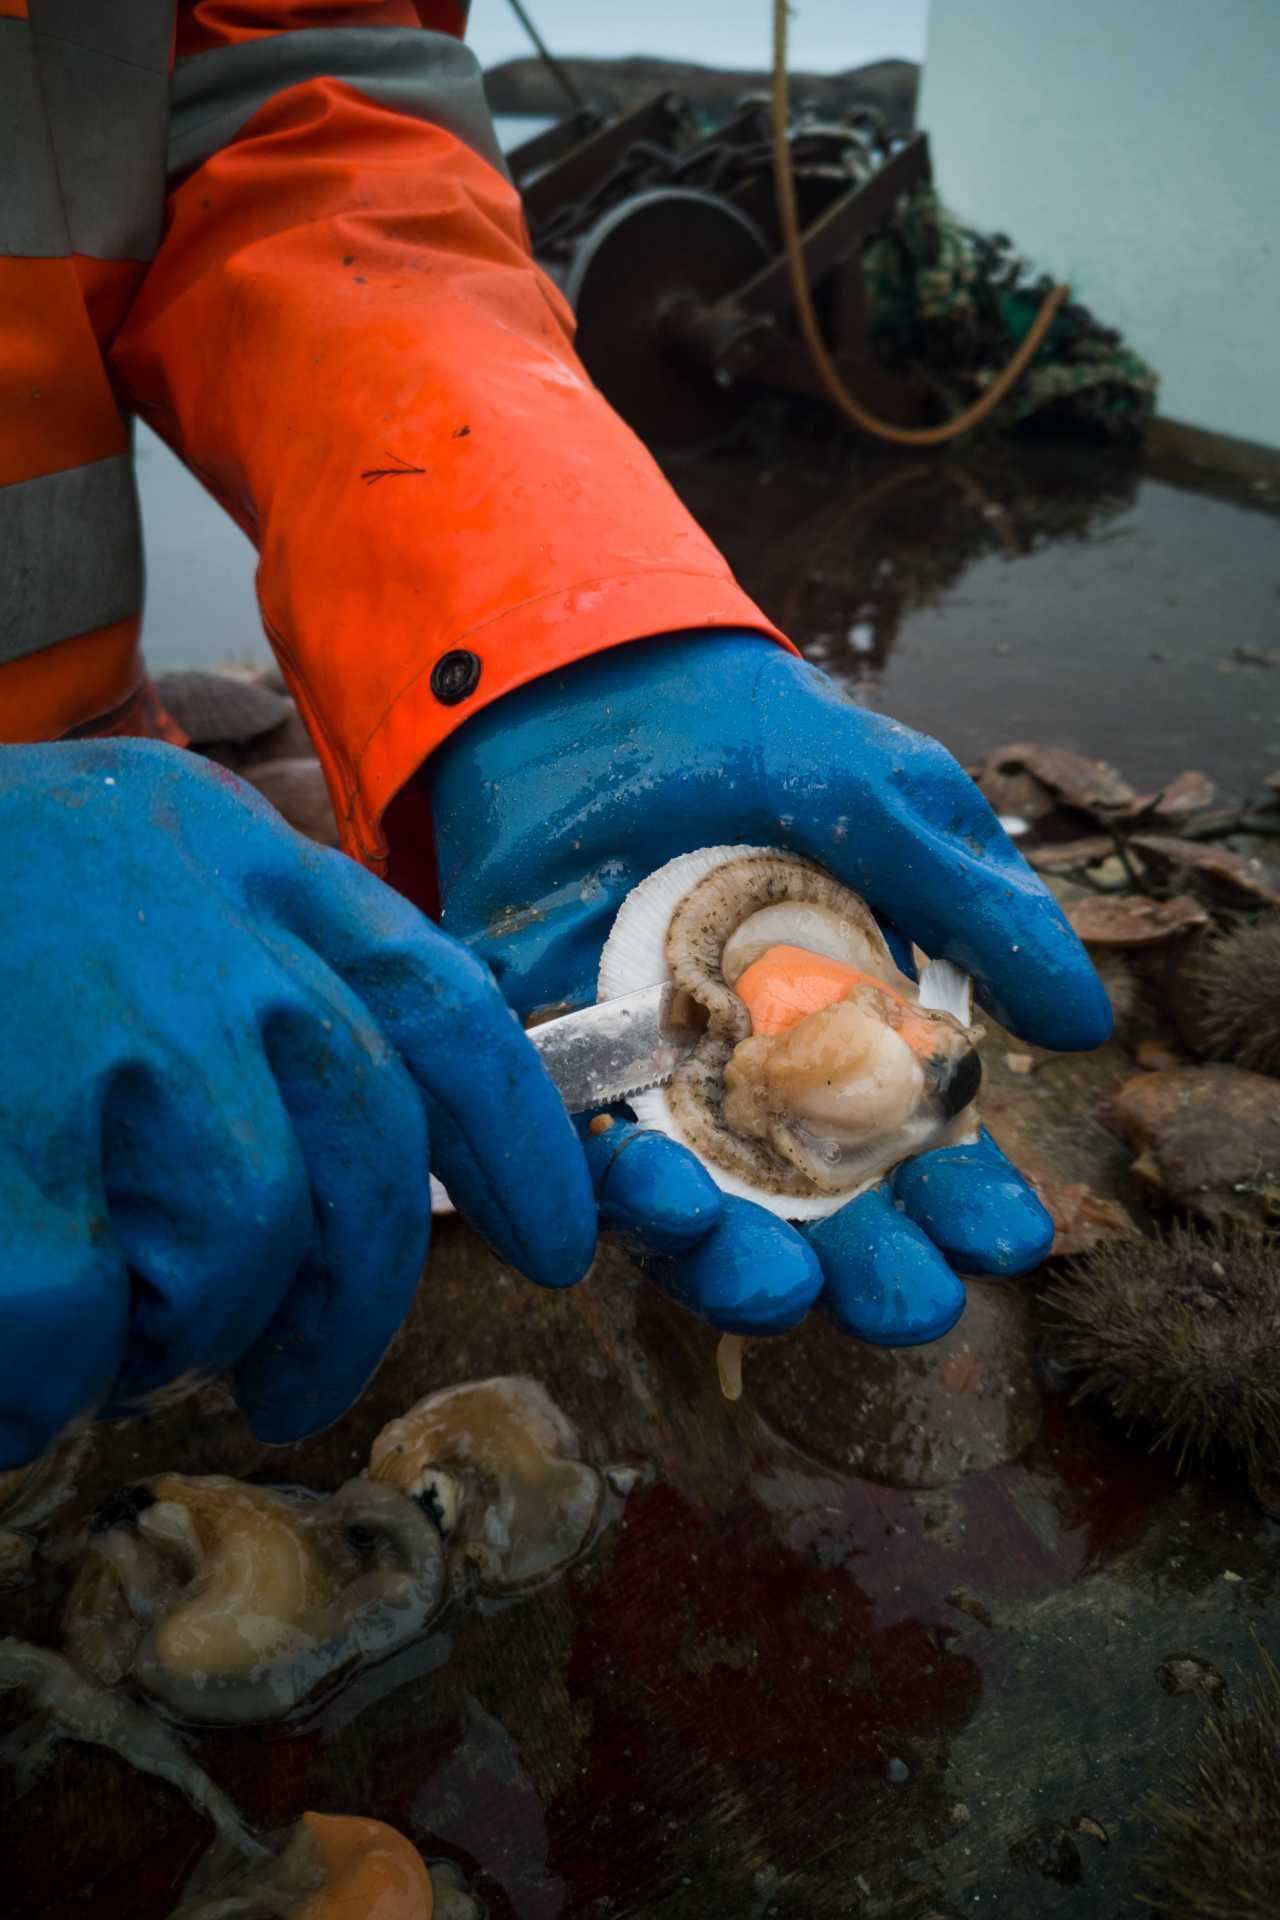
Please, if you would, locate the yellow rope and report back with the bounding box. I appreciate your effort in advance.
[771,0,1069,445]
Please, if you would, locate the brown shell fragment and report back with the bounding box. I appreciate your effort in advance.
[1130,835,1280,910]
[243,757,339,846]
[1039,1180,1138,1257]
[1065,893,1210,948]
[1141,769,1216,819]
[971,742,1136,818]
[1028,836,1119,875]
[1108,1066,1280,1229]
[152,669,293,746]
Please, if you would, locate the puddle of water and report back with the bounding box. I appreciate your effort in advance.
[665,432,1280,802]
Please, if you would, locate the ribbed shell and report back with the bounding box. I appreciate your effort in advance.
[154,670,293,746]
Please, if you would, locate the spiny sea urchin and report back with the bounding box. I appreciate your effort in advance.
[1093,951,1141,1031]
[1143,1650,1280,1920]
[1040,1224,1280,1486]
[1176,916,1280,1078]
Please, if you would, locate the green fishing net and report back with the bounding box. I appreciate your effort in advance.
[862,186,1158,436]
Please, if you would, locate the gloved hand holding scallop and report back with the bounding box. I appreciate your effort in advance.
[598,847,982,1220]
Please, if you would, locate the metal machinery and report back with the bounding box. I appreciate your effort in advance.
[508,95,934,448]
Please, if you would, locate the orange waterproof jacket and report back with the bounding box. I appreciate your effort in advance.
[1,0,782,870]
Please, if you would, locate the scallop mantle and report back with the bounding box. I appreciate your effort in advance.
[596,844,975,1223]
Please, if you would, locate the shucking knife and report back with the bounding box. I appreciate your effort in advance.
[525,984,702,1113]
[429,985,698,1211]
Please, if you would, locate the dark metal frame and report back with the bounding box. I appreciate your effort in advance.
[509,103,934,429]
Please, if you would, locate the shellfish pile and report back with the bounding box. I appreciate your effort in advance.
[599,847,982,1220]
[58,1378,607,1725]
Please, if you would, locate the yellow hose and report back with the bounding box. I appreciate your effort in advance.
[771,0,1069,445]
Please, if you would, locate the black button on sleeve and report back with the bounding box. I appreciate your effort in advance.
[430,650,482,705]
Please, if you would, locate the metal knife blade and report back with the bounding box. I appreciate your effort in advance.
[526,983,701,1112]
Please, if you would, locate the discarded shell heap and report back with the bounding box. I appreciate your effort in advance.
[599,846,981,1221]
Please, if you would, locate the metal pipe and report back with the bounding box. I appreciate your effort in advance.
[504,0,586,112]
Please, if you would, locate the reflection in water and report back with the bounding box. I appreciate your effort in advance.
[665,432,1139,706]
[664,430,1280,798]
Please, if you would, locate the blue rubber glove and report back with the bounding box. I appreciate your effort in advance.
[429,633,1111,1346]
[0,741,595,1467]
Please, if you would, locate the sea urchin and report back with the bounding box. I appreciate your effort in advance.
[1040,1224,1280,1485]
[1143,1650,1280,1920]
[1177,917,1280,1078]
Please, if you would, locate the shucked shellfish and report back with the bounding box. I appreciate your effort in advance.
[369,1376,603,1593]
[62,1474,445,1723]
[598,846,981,1221]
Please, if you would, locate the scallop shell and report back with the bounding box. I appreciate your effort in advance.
[152,669,293,747]
[598,845,977,1222]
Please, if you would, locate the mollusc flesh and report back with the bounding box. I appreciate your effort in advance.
[166,1813,436,1920]
[368,1377,603,1593]
[63,1474,445,1723]
[598,846,980,1222]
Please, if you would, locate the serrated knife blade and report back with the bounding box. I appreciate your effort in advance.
[525,983,701,1113]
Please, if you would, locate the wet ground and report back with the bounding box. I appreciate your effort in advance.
[7,418,1278,1916]
[3,1016,1278,1919]
[660,422,1280,803]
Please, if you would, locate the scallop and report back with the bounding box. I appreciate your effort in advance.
[368,1377,603,1593]
[166,1813,436,1919]
[598,846,981,1221]
[151,669,293,747]
[62,1473,445,1724]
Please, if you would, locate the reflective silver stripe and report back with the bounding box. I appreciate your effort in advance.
[0,457,143,666]
[170,26,509,182]
[27,0,171,260]
[0,17,71,257]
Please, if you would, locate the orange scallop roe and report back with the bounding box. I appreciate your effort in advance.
[297,1813,434,1919]
[733,944,907,1036]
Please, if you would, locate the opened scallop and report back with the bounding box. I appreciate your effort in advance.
[598,845,981,1221]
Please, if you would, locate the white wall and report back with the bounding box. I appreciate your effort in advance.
[918,0,1280,447]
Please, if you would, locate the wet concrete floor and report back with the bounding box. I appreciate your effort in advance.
[3,994,1279,1918]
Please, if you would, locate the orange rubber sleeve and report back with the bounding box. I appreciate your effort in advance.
[112,38,786,870]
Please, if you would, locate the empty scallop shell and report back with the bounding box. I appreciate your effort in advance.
[152,669,293,747]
